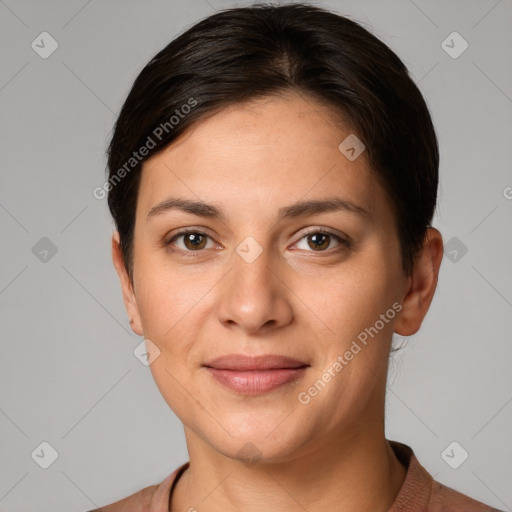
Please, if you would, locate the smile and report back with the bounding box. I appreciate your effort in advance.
[203,354,310,394]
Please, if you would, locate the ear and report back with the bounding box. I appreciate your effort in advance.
[394,227,444,336]
[111,231,143,336]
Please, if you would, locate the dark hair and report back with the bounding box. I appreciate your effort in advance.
[107,2,438,280]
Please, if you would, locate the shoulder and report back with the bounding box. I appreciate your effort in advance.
[388,440,503,512]
[85,468,181,512]
[85,483,159,512]
[428,479,504,512]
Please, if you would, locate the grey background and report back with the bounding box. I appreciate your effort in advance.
[1,0,511,510]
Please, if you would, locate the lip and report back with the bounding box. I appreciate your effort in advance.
[204,354,309,370]
[203,354,310,394]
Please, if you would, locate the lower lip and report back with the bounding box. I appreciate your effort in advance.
[205,367,308,394]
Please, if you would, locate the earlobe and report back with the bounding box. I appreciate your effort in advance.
[111,231,144,336]
[394,228,444,337]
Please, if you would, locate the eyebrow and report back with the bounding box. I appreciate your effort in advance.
[146,197,372,222]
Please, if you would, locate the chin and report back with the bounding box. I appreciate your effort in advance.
[199,415,313,466]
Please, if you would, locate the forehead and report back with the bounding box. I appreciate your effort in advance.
[137,93,394,229]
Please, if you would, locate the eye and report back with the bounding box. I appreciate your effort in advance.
[292,229,351,252]
[166,230,216,254]
[165,228,351,256]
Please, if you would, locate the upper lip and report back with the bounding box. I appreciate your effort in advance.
[203,354,309,371]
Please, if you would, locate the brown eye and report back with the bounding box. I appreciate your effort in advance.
[307,232,331,251]
[182,232,207,250]
[166,230,214,253]
[293,229,350,252]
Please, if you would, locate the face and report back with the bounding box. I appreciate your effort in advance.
[114,93,423,463]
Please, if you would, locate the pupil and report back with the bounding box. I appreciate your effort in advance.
[310,233,329,250]
[187,233,203,248]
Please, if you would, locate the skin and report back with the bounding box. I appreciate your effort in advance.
[112,92,443,511]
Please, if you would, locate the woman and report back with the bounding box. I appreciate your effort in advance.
[92,3,501,511]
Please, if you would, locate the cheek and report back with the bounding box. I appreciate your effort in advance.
[133,250,213,339]
[135,270,204,413]
[133,259,222,389]
[315,260,397,338]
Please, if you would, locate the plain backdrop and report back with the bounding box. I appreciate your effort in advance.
[1,1,511,511]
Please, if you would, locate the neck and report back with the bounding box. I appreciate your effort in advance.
[171,425,406,512]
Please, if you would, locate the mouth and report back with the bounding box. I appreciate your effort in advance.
[203,354,310,394]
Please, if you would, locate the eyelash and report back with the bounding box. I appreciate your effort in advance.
[164,228,351,257]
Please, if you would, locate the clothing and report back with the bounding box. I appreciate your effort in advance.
[88,440,502,512]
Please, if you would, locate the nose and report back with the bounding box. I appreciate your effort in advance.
[215,245,294,335]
